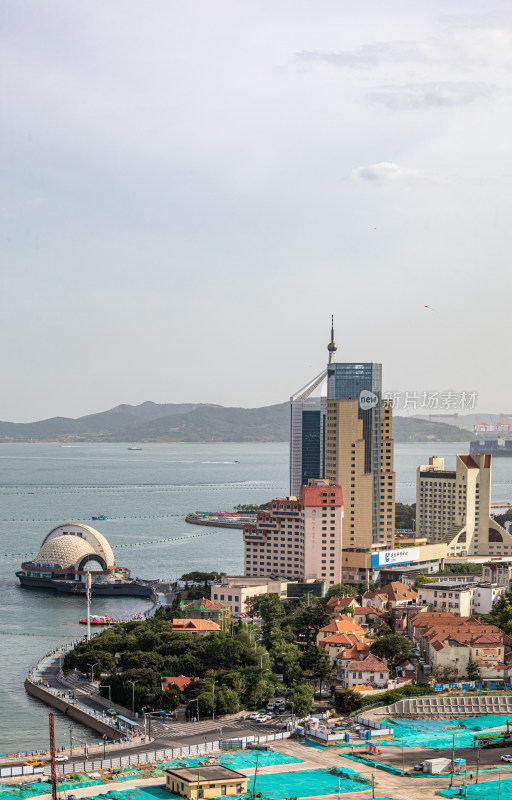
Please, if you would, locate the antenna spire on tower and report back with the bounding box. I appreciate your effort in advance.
[327,315,338,362]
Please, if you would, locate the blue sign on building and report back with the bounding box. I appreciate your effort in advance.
[489,682,497,690]
[461,684,471,692]
[434,683,444,693]
[505,683,511,690]
[475,683,483,690]
[449,683,457,690]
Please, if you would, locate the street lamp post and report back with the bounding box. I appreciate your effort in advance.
[68,725,73,752]
[212,681,218,721]
[128,679,139,715]
[87,662,98,683]
[99,684,112,706]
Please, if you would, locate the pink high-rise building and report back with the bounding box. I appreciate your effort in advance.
[243,479,343,585]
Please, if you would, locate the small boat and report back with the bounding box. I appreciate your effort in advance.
[234,460,240,463]
[92,514,107,520]
[128,447,142,451]
[79,615,117,626]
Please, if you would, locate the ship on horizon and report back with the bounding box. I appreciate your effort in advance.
[470,437,512,457]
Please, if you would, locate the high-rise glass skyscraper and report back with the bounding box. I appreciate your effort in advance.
[290,323,395,580]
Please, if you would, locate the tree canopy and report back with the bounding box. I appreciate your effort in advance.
[325,583,359,600]
[370,634,413,666]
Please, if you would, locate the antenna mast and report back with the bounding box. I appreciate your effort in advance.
[49,711,58,800]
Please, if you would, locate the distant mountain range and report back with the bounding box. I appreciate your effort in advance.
[0,401,475,443]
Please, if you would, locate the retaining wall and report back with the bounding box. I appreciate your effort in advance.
[358,693,512,722]
[24,678,120,738]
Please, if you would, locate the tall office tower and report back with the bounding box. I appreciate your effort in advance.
[325,361,395,555]
[416,454,512,556]
[243,480,343,585]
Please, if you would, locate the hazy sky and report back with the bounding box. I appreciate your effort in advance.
[1,1,511,422]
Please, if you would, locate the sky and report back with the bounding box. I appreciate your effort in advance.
[1,0,511,422]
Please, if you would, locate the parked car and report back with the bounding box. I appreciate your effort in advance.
[414,762,425,772]
[501,755,512,762]
[55,755,68,763]
[256,714,271,723]
[106,708,117,716]
[248,712,261,720]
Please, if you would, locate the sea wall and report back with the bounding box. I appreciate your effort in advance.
[24,677,118,738]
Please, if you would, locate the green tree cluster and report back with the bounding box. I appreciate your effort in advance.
[412,575,437,591]
[395,502,416,530]
[66,580,394,719]
[439,563,483,574]
[370,634,413,666]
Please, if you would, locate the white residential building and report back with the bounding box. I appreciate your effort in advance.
[417,581,505,616]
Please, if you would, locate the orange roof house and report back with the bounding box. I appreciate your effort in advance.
[363,581,418,610]
[340,654,390,688]
[161,675,196,692]
[326,597,358,614]
[317,615,366,639]
[171,618,221,634]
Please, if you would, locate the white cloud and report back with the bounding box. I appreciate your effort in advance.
[298,26,512,68]
[367,81,495,110]
[350,162,447,186]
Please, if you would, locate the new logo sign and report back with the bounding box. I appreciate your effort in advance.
[359,390,378,411]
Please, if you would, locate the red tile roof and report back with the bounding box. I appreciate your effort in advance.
[161,675,196,691]
[377,581,418,603]
[345,654,389,673]
[319,615,366,636]
[172,618,221,631]
[327,596,357,609]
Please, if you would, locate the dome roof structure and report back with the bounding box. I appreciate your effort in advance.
[33,523,116,572]
[34,535,96,570]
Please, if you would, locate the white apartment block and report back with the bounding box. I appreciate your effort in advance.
[482,561,512,589]
[417,581,505,616]
[210,576,323,616]
[243,480,343,585]
[416,454,512,556]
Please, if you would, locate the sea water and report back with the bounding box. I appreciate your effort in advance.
[0,440,510,753]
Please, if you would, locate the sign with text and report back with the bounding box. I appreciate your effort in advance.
[371,547,420,568]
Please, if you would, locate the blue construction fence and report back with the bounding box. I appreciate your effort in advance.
[433,682,512,693]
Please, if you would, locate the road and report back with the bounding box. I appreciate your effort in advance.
[38,657,290,754]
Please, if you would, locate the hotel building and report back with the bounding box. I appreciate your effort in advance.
[243,479,343,585]
[287,322,445,584]
[416,454,512,556]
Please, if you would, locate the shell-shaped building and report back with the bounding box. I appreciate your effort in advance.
[34,523,116,572]
[17,523,152,597]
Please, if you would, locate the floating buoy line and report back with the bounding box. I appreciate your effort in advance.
[0,529,220,558]
[0,482,287,496]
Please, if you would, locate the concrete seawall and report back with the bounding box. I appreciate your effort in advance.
[24,677,120,738]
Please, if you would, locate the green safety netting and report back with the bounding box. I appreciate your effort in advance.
[439,777,512,798]
[0,779,104,799]
[380,715,512,749]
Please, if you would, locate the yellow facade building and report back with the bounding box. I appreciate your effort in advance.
[165,765,247,799]
[416,454,512,556]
